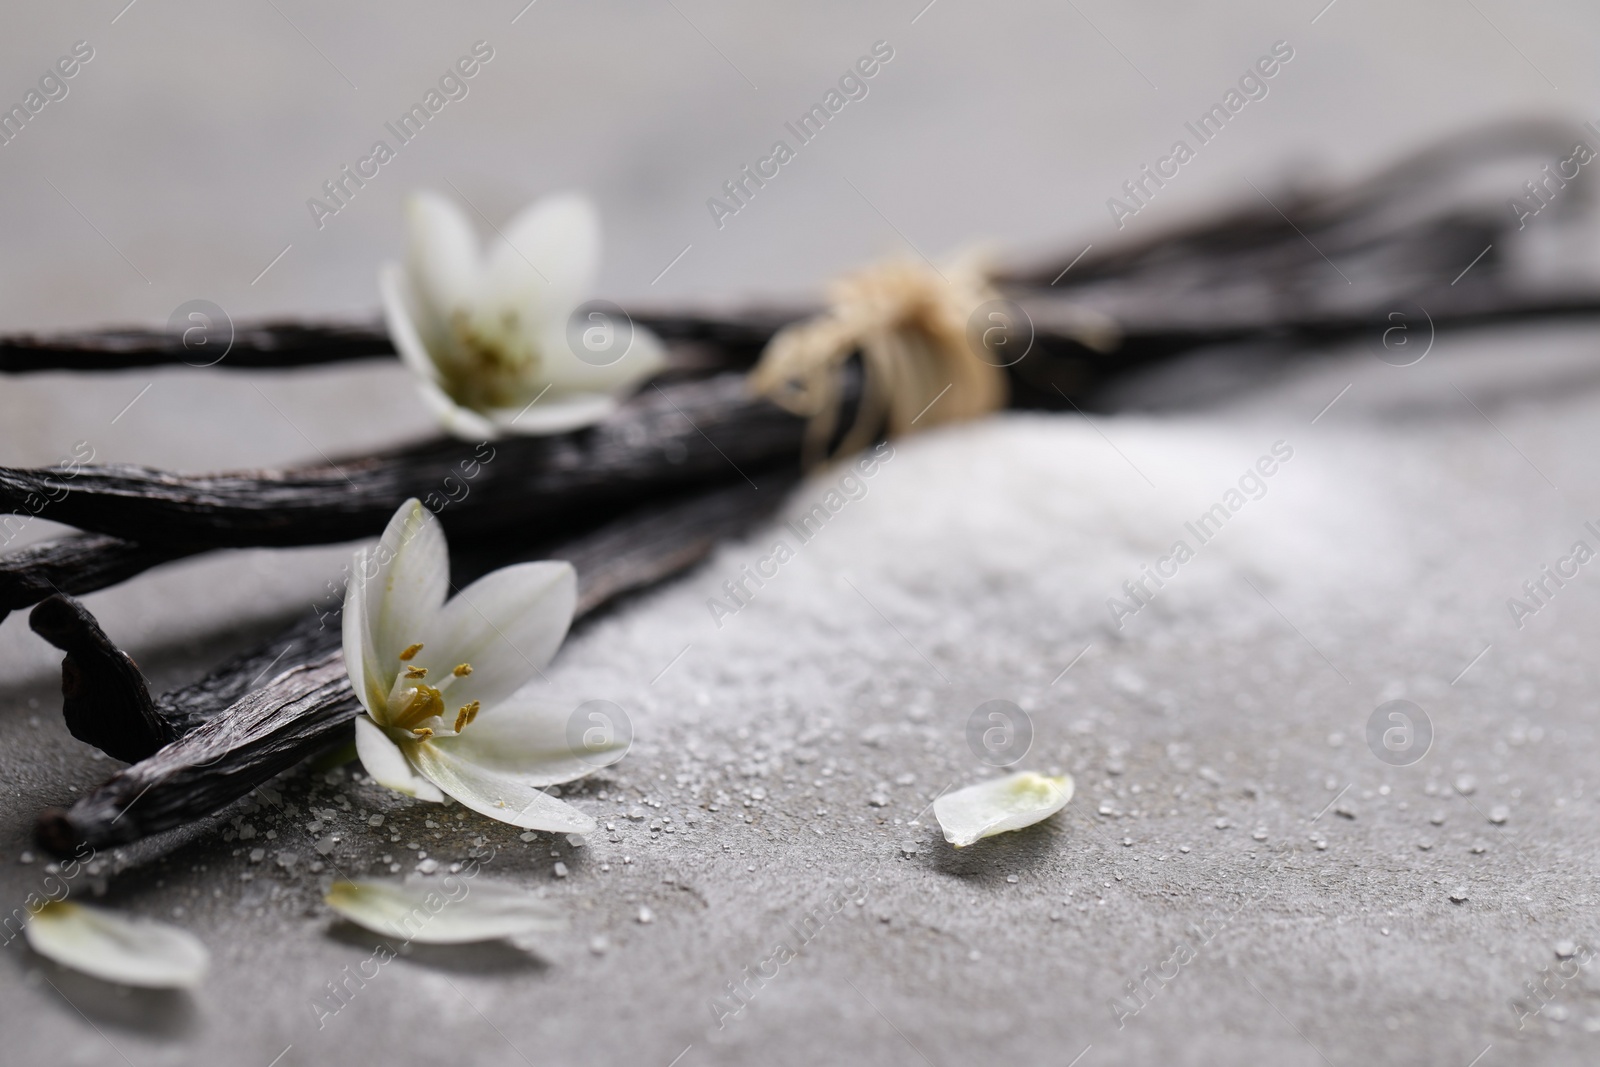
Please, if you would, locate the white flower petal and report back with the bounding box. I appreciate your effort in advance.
[612,321,669,386]
[933,771,1074,848]
[430,693,621,787]
[326,878,564,944]
[341,549,387,714]
[535,320,668,397]
[405,190,481,312]
[493,392,620,436]
[408,738,596,833]
[485,192,599,316]
[25,901,208,988]
[486,324,665,436]
[423,561,576,710]
[364,498,450,672]
[356,715,444,802]
[380,261,447,386]
[413,370,503,442]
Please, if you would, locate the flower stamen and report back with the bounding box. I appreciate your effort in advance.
[453,700,481,733]
[399,643,424,661]
[431,661,473,696]
[404,665,428,679]
[412,727,434,739]
[389,684,444,730]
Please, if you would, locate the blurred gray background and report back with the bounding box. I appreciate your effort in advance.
[1,0,1593,326]
[4,2,1600,1065]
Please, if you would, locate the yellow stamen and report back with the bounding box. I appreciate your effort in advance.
[454,700,481,733]
[399,643,424,661]
[453,663,473,677]
[412,727,434,739]
[391,684,444,730]
[404,665,428,679]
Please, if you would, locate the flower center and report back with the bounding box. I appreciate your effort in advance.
[383,643,477,738]
[439,307,543,412]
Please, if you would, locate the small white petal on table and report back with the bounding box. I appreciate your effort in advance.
[25,901,209,988]
[325,878,565,944]
[933,771,1075,847]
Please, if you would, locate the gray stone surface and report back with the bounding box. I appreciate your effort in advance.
[4,3,1600,1065]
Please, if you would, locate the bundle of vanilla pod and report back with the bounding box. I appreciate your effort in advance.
[3,119,1597,865]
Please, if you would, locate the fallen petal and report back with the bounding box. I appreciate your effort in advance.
[325,878,565,944]
[934,771,1074,847]
[24,901,209,988]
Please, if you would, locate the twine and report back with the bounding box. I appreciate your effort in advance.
[749,254,1116,466]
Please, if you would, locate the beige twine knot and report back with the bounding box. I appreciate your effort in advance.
[748,255,1012,467]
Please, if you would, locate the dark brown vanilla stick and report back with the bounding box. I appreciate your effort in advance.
[34,476,791,855]
[0,311,787,375]
[0,320,396,374]
[28,595,177,763]
[0,374,801,548]
[0,533,194,627]
[0,371,820,618]
[35,650,359,855]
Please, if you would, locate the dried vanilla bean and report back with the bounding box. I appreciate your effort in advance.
[0,310,784,375]
[0,374,803,548]
[33,649,360,856]
[29,594,177,763]
[0,372,818,617]
[0,533,193,626]
[34,477,790,855]
[0,319,395,374]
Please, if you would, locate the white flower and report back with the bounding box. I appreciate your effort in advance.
[933,771,1074,847]
[343,499,615,833]
[380,190,666,439]
[25,901,209,988]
